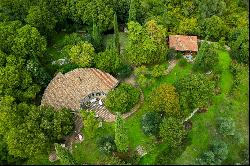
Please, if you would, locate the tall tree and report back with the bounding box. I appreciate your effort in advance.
[11,24,47,59]
[128,0,137,22]
[25,5,57,36]
[174,73,215,111]
[0,21,22,54]
[147,84,180,115]
[68,41,95,67]
[126,20,167,66]
[114,113,129,152]
[193,41,219,73]
[113,13,120,53]
[92,19,102,52]
[159,117,186,147]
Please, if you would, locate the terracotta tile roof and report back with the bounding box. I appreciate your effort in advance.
[169,35,198,52]
[41,68,119,111]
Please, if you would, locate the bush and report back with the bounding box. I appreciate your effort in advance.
[57,63,79,74]
[117,64,132,79]
[95,48,123,75]
[159,117,186,147]
[97,135,116,154]
[193,41,219,73]
[155,144,187,164]
[147,84,180,114]
[167,48,177,60]
[217,117,235,136]
[178,58,188,67]
[151,64,165,78]
[141,112,161,136]
[105,83,140,113]
[196,140,228,165]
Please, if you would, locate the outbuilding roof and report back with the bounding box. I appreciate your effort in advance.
[169,35,198,52]
[41,68,119,111]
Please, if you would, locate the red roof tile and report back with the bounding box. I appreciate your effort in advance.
[169,35,198,52]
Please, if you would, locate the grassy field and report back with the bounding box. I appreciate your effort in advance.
[175,50,249,164]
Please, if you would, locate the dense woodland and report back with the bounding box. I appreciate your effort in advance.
[0,0,249,165]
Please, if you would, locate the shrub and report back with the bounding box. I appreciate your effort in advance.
[141,112,161,136]
[159,117,186,147]
[105,83,140,113]
[151,64,165,78]
[178,58,188,67]
[97,135,116,154]
[193,41,219,73]
[196,140,228,165]
[217,117,235,136]
[117,64,132,79]
[147,84,180,114]
[167,48,177,60]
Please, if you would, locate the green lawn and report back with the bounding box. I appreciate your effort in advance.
[72,122,114,164]
[174,50,249,164]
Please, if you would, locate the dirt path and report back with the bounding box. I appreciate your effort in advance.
[164,59,179,75]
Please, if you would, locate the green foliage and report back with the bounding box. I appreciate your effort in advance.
[167,48,177,60]
[80,111,99,139]
[193,41,219,72]
[25,5,57,36]
[155,142,188,165]
[229,27,249,64]
[97,135,116,154]
[141,111,161,136]
[92,20,103,52]
[0,55,41,101]
[128,0,137,22]
[95,48,123,75]
[159,117,186,147]
[105,83,140,114]
[202,15,228,41]
[113,13,120,53]
[68,41,95,67]
[61,33,84,47]
[0,101,74,158]
[196,140,229,165]
[26,59,51,87]
[55,143,75,165]
[197,0,226,19]
[134,66,149,77]
[151,64,165,78]
[174,73,215,110]
[217,117,235,136]
[178,58,188,67]
[0,134,25,165]
[0,20,22,53]
[75,0,114,32]
[115,113,129,152]
[11,24,47,59]
[147,84,180,114]
[126,20,167,66]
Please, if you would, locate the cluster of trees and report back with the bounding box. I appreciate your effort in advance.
[126,20,167,66]
[105,83,140,114]
[0,98,74,159]
[193,41,219,73]
[134,64,166,88]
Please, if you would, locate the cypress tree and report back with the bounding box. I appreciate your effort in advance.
[114,13,120,53]
[128,0,137,22]
[92,19,102,52]
[114,113,129,152]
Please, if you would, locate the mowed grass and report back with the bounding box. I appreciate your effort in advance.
[175,50,235,164]
[72,122,114,164]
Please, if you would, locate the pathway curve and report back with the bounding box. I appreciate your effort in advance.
[164,59,179,75]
